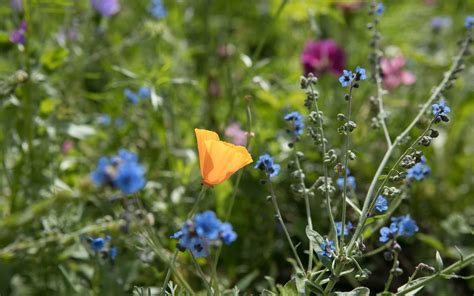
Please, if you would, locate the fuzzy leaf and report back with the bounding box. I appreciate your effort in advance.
[333,287,370,295]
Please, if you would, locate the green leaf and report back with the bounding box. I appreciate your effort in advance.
[435,250,444,271]
[365,214,387,225]
[236,270,259,291]
[333,287,370,295]
[260,289,276,296]
[305,280,324,294]
[306,226,333,270]
[397,277,429,295]
[40,47,69,70]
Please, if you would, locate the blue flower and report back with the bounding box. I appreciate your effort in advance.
[284,111,305,136]
[88,236,111,251]
[124,88,140,104]
[336,175,356,190]
[91,157,112,186]
[255,154,280,177]
[406,157,430,181]
[431,16,452,30]
[194,211,222,240]
[379,223,398,243]
[392,215,419,237]
[219,223,237,245]
[375,3,384,16]
[465,16,474,28]
[379,215,419,242]
[355,66,366,81]
[171,211,237,257]
[338,70,353,87]
[98,114,111,125]
[432,101,451,117]
[335,221,353,237]
[109,246,117,260]
[138,87,151,98]
[170,230,183,239]
[91,149,146,194]
[375,195,388,212]
[319,240,336,258]
[150,0,167,19]
[91,0,120,17]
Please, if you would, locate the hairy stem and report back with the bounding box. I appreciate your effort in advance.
[266,174,305,273]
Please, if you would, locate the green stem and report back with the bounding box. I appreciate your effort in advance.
[309,84,339,251]
[161,185,209,294]
[293,146,314,271]
[347,31,471,255]
[396,253,474,295]
[371,4,392,147]
[384,252,399,292]
[190,252,212,293]
[360,243,388,258]
[340,84,354,250]
[266,174,305,273]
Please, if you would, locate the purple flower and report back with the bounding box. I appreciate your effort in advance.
[301,39,346,76]
[91,0,120,17]
[11,0,23,12]
[9,21,27,45]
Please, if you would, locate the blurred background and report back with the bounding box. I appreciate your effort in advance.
[0,0,473,294]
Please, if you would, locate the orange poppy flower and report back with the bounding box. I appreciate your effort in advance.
[195,128,253,185]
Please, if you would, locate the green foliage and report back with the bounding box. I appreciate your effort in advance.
[0,0,473,295]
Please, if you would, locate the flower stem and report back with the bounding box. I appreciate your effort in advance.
[384,251,399,292]
[161,185,209,294]
[340,84,354,250]
[396,253,474,295]
[266,174,305,273]
[293,146,314,271]
[347,30,472,255]
[309,84,339,251]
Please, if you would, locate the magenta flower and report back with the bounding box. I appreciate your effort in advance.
[336,1,365,11]
[91,0,120,17]
[62,140,74,154]
[9,21,27,45]
[380,55,416,89]
[301,39,346,76]
[224,123,248,146]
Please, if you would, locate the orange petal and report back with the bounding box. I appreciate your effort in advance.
[195,128,220,178]
[202,140,253,185]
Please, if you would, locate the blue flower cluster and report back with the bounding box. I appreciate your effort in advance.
[171,211,237,257]
[97,114,124,127]
[432,101,451,123]
[335,221,353,237]
[284,111,305,136]
[87,235,117,261]
[375,3,384,16]
[375,195,389,212]
[465,16,474,28]
[150,0,167,19]
[338,66,366,87]
[379,215,419,243]
[255,154,281,177]
[319,239,336,258]
[124,87,151,104]
[406,156,430,181]
[336,168,356,190]
[91,149,146,194]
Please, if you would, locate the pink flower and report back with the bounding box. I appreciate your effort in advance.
[380,55,416,89]
[224,123,247,146]
[336,1,365,11]
[62,140,74,154]
[301,39,346,76]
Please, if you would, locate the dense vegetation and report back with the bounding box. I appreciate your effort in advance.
[0,0,473,295]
